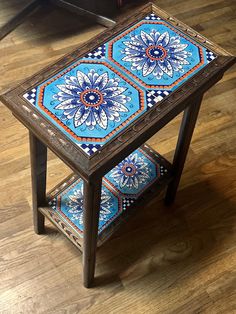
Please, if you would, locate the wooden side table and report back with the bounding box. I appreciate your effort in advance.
[1,3,235,288]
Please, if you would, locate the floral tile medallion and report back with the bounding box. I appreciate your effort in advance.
[48,148,168,236]
[104,148,159,197]
[108,18,214,89]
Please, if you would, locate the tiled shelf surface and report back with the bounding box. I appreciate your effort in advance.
[39,144,172,251]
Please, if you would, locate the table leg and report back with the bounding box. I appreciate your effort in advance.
[165,95,203,205]
[83,179,102,288]
[29,132,47,234]
[51,0,116,28]
[0,0,42,41]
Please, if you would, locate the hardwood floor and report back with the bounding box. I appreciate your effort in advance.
[0,0,235,313]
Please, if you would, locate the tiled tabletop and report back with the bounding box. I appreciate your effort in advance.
[23,12,216,156]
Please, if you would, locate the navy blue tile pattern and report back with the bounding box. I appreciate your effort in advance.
[146,90,171,109]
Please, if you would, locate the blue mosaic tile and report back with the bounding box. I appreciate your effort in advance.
[23,13,217,156]
[48,148,168,236]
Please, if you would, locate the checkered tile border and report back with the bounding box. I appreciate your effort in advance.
[23,88,37,105]
[146,90,171,109]
[78,143,102,156]
[145,13,161,21]
[85,45,106,59]
[206,49,216,63]
[122,197,135,210]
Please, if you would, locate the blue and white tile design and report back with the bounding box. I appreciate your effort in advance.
[48,148,168,236]
[23,12,217,156]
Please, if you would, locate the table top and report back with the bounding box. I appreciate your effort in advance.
[1,3,235,180]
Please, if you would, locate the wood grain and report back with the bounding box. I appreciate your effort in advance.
[0,0,236,313]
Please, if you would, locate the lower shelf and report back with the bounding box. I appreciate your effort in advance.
[39,144,172,251]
